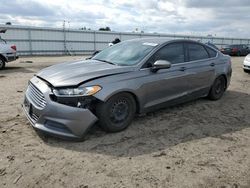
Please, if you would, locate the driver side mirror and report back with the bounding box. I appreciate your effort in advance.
[151,60,171,73]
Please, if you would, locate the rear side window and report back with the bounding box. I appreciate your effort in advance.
[153,43,185,64]
[206,47,217,58]
[188,43,209,61]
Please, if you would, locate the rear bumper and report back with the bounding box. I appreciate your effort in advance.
[6,53,18,62]
[22,76,98,139]
[230,51,239,56]
[221,51,240,56]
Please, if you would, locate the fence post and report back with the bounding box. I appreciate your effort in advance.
[28,28,32,55]
[63,27,66,55]
[119,32,122,41]
[94,31,96,52]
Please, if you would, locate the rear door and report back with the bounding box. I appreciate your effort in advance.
[184,42,217,96]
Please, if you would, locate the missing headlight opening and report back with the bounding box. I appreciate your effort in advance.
[50,94,98,111]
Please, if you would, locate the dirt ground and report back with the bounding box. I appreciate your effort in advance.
[0,56,250,188]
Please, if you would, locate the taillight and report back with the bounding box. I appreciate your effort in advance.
[232,48,238,52]
[11,45,16,51]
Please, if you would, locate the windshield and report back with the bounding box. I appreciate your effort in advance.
[92,40,157,66]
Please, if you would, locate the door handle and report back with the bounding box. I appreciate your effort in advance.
[179,67,186,71]
[210,63,215,67]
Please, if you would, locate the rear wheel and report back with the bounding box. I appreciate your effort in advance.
[244,69,250,73]
[208,76,226,100]
[0,57,6,70]
[96,93,136,132]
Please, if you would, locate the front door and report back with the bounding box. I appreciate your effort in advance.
[139,42,190,110]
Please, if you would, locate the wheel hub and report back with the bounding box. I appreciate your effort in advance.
[110,100,129,123]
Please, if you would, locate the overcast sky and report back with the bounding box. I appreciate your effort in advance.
[0,0,250,37]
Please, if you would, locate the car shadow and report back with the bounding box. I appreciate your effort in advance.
[43,90,250,157]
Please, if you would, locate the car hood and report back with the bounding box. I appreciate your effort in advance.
[36,59,135,87]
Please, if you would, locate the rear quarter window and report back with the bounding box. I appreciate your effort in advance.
[206,47,217,58]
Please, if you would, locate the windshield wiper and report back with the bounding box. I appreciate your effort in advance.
[94,59,116,65]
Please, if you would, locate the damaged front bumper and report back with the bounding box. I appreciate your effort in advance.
[22,76,98,139]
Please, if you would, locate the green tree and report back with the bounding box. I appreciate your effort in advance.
[99,27,111,31]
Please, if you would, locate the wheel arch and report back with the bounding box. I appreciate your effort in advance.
[124,91,141,114]
[96,90,141,114]
[0,54,7,62]
[213,74,228,91]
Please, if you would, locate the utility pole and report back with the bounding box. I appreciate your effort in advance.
[63,20,66,55]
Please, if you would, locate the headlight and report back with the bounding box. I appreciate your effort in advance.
[53,85,102,97]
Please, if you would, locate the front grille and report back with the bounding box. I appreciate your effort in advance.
[27,82,47,109]
[31,112,39,122]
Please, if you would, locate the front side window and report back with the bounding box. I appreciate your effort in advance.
[205,46,217,58]
[188,43,209,61]
[146,43,185,67]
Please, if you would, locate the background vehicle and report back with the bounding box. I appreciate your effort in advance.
[0,29,18,70]
[220,44,249,56]
[243,54,250,72]
[23,38,232,139]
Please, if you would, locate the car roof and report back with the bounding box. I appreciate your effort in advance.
[127,37,202,45]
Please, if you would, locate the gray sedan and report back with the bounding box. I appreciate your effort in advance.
[23,38,232,139]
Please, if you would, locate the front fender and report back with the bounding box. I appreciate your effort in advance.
[93,83,144,113]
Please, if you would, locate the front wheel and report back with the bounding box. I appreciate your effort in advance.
[96,93,136,132]
[0,58,6,70]
[208,76,226,100]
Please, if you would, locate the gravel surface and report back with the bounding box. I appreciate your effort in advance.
[0,56,250,188]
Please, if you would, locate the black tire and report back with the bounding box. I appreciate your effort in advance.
[208,76,226,100]
[96,93,136,132]
[0,57,6,70]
